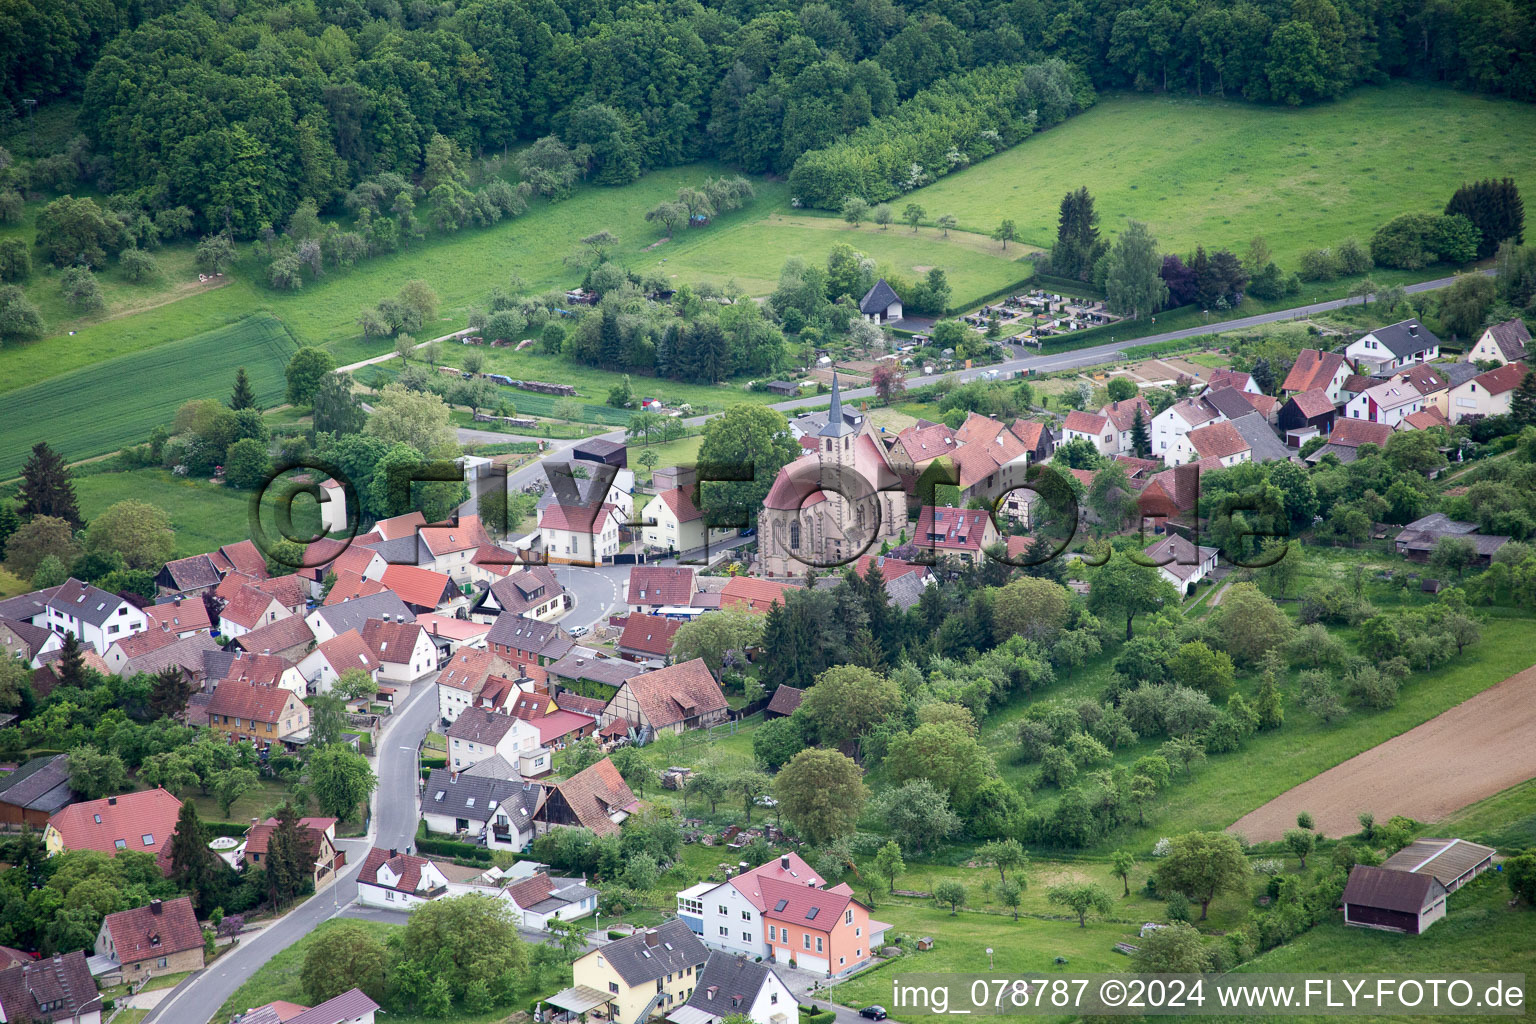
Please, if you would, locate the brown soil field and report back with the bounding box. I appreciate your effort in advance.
[1228,665,1536,842]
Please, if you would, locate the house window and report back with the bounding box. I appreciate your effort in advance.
[719,927,728,937]
[743,931,752,941]
[839,957,845,966]
[803,935,810,950]
[769,926,777,941]
[718,905,728,915]
[845,910,853,925]
[816,937,824,952]
[741,911,751,920]
[771,993,779,1005]
[610,983,620,994]
[115,839,127,850]
[143,834,154,846]
[157,957,168,969]
[386,890,395,901]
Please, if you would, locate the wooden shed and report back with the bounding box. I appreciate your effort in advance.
[1342,865,1447,935]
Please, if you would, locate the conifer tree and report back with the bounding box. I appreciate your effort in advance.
[0,502,19,552]
[167,799,221,910]
[229,366,258,410]
[18,442,81,527]
[150,666,198,720]
[1511,369,1536,428]
[1251,357,1275,395]
[264,803,318,907]
[1130,407,1151,459]
[57,631,86,688]
[1255,658,1285,731]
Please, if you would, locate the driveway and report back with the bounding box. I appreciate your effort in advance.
[143,674,441,1024]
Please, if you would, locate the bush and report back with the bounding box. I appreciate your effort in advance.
[413,835,493,862]
[1298,248,1340,281]
[1372,213,1480,269]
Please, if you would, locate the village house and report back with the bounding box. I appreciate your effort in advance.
[1344,377,1426,427]
[1226,414,1294,465]
[668,952,795,1024]
[603,659,728,742]
[1282,349,1351,403]
[758,877,886,976]
[885,422,959,475]
[359,618,439,683]
[643,487,737,556]
[378,563,461,614]
[154,553,225,600]
[207,680,311,749]
[44,579,148,654]
[1342,865,1447,935]
[412,515,497,582]
[121,633,221,686]
[1096,397,1155,456]
[209,540,269,579]
[1185,421,1252,467]
[476,566,566,622]
[213,649,308,698]
[435,648,515,723]
[422,762,542,851]
[1305,417,1395,465]
[241,816,341,888]
[858,279,902,323]
[561,921,709,1024]
[1151,397,1221,465]
[1060,410,1114,455]
[143,597,213,638]
[217,584,290,639]
[1380,837,1495,893]
[305,592,413,643]
[544,650,648,701]
[913,506,1000,565]
[102,627,178,676]
[501,871,600,931]
[948,414,1036,519]
[720,577,801,614]
[415,613,492,657]
[297,630,380,694]
[1392,513,1510,566]
[537,462,636,522]
[0,614,60,665]
[1464,318,1530,366]
[96,897,204,983]
[507,692,597,751]
[539,502,624,565]
[618,612,680,663]
[1445,360,1528,422]
[486,614,573,687]
[231,614,317,662]
[1345,319,1441,374]
[357,847,450,910]
[446,707,547,774]
[242,989,380,1024]
[45,787,183,859]
[677,853,822,959]
[1277,388,1338,446]
[1144,533,1220,595]
[534,757,637,837]
[0,950,102,1024]
[627,566,697,615]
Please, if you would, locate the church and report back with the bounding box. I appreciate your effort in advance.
[757,374,907,576]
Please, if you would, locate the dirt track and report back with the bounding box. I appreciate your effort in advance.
[1228,665,1536,841]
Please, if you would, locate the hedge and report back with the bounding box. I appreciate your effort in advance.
[421,755,447,770]
[414,835,493,862]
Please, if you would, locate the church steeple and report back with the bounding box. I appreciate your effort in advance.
[820,371,855,438]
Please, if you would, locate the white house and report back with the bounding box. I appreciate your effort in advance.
[670,952,795,1024]
[1344,378,1425,427]
[297,629,381,693]
[44,579,148,654]
[421,763,542,852]
[445,708,543,771]
[1282,348,1352,403]
[537,464,635,521]
[501,871,599,930]
[1144,533,1220,595]
[1465,318,1530,367]
[858,279,902,324]
[1185,421,1252,468]
[641,487,737,556]
[1151,397,1220,466]
[357,848,450,910]
[217,585,289,639]
[677,853,823,960]
[359,619,439,683]
[1345,320,1441,374]
[538,503,623,565]
[1446,360,1528,423]
[1097,397,1154,455]
[1059,410,1114,455]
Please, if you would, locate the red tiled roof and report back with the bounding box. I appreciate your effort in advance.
[1187,421,1250,460]
[1205,369,1252,393]
[506,693,595,745]
[505,872,555,908]
[1283,349,1346,393]
[220,585,283,630]
[726,851,823,909]
[324,571,388,605]
[360,846,435,893]
[654,487,703,524]
[545,758,637,837]
[765,685,804,716]
[1062,410,1108,435]
[540,502,618,533]
[145,598,212,634]
[1009,420,1047,450]
[1100,397,1153,432]
[853,555,929,583]
[373,511,427,541]
[48,788,182,857]
[330,545,382,579]
[359,618,429,667]
[103,896,202,961]
[758,876,856,930]
[233,615,314,655]
[554,691,608,716]
[314,630,379,675]
[252,574,307,611]
[618,613,680,657]
[380,564,455,610]
[720,576,801,613]
[1400,408,1448,431]
[214,571,260,604]
[617,658,727,729]
[244,816,334,858]
[1341,373,1379,395]
[433,646,504,691]
[109,627,177,660]
[1401,363,1448,395]
[418,515,493,556]
[220,651,293,687]
[623,568,697,607]
[208,680,301,724]
[1288,388,1336,419]
[1242,392,1279,418]
[914,506,992,552]
[1329,418,1395,448]
[1472,360,1528,396]
[895,422,958,462]
[219,541,268,578]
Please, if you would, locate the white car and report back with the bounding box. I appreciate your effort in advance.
[569,625,590,637]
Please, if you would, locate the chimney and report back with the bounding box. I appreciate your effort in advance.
[780,855,790,870]
[252,817,260,827]
[1408,323,1418,336]
[150,899,163,915]
[644,929,660,947]
[389,848,398,858]
[108,796,117,806]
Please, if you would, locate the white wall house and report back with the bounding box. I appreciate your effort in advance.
[1345,320,1441,374]
[677,854,824,960]
[446,709,543,771]
[1060,411,1115,455]
[539,504,623,565]
[1344,379,1425,427]
[357,849,451,910]
[641,488,738,556]
[44,580,149,655]
[1151,398,1220,466]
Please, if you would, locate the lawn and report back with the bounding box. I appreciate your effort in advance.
[190,777,303,828]
[73,470,255,558]
[895,83,1536,267]
[630,434,704,485]
[214,919,554,1024]
[0,313,298,471]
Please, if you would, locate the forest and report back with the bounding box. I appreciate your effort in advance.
[1,0,1534,239]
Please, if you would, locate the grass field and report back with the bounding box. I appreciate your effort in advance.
[0,313,297,470]
[896,83,1536,266]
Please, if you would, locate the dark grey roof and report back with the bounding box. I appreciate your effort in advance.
[859,278,901,315]
[1436,361,1482,388]
[1307,442,1361,465]
[0,754,76,814]
[158,554,223,592]
[358,534,419,565]
[884,572,928,611]
[1484,318,1530,361]
[312,592,414,635]
[47,579,128,628]
[546,649,647,688]
[447,708,522,745]
[486,613,571,658]
[820,372,857,438]
[1202,387,1257,421]
[1364,320,1441,359]
[573,438,626,458]
[1343,865,1444,914]
[0,587,59,623]
[685,951,779,1017]
[535,474,605,512]
[424,768,528,824]
[1227,414,1293,464]
[597,920,708,986]
[1,616,55,659]
[0,950,102,1023]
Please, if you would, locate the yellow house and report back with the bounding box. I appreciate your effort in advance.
[641,487,736,556]
[557,921,707,1024]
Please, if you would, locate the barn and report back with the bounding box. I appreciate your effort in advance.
[1342,865,1447,935]
[1381,838,1495,893]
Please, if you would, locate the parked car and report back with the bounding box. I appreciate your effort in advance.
[569,625,590,637]
[860,1008,887,1020]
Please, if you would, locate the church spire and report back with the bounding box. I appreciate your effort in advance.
[820,371,855,438]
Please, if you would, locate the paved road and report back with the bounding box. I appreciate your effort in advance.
[144,676,441,1024]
